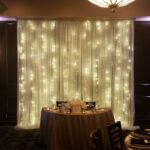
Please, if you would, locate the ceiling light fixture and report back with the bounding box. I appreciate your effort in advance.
[88,0,135,12]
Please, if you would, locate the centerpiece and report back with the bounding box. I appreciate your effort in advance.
[68,100,85,113]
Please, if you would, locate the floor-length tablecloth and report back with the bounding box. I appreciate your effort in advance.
[40,107,115,150]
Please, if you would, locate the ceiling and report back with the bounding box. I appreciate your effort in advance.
[2,0,150,19]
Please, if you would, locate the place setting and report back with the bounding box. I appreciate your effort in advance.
[53,100,97,113]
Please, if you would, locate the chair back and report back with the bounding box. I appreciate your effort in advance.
[90,128,104,150]
[107,121,124,150]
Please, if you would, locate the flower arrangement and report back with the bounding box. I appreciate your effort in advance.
[68,100,85,112]
[69,100,85,106]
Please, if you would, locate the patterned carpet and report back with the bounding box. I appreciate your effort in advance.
[0,127,46,150]
[0,127,130,150]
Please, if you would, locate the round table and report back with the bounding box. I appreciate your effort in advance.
[125,131,150,150]
[40,107,115,150]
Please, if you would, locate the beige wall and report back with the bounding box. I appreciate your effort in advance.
[1,0,150,18]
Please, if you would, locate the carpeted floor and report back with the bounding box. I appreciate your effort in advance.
[0,127,130,150]
[0,127,46,150]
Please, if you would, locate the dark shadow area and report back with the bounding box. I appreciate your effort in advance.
[0,127,130,150]
[0,127,46,150]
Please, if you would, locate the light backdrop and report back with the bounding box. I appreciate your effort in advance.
[18,19,133,128]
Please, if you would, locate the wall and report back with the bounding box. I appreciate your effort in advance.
[134,21,150,125]
[1,0,150,18]
[0,21,17,126]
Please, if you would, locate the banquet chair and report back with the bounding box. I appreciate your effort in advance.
[107,121,126,150]
[90,128,104,150]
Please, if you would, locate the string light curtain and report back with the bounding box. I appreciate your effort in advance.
[18,19,133,128]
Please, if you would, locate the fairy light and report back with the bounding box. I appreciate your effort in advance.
[50,21,56,30]
[18,20,132,128]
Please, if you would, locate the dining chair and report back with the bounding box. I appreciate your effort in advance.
[107,121,126,150]
[90,128,104,150]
